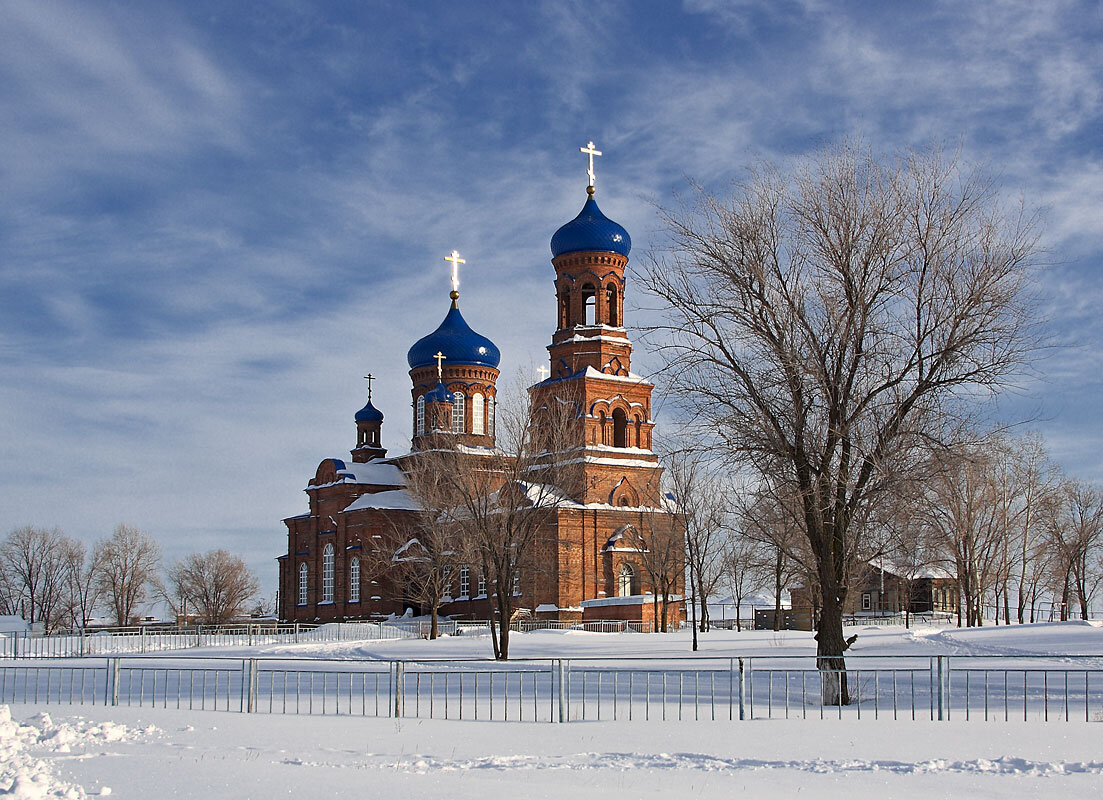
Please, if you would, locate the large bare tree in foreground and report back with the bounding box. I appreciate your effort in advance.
[641,142,1040,702]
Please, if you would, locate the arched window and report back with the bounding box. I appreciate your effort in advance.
[582,283,596,325]
[612,408,627,448]
[471,392,484,434]
[618,563,635,597]
[322,543,335,603]
[634,415,642,448]
[416,396,425,436]
[606,284,618,326]
[349,557,360,602]
[459,566,470,598]
[487,397,495,437]
[452,392,465,433]
[298,563,308,606]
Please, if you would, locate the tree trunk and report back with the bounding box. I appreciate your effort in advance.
[690,587,698,651]
[815,589,851,706]
[430,604,439,640]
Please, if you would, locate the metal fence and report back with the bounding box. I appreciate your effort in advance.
[2,654,1101,722]
[0,619,670,659]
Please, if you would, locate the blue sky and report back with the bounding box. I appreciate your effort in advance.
[1,0,1101,602]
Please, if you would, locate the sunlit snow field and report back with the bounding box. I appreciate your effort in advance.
[3,621,1103,799]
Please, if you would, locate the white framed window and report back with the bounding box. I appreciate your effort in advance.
[487,397,495,436]
[513,570,520,596]
[349,557,360,602]
[618,563,635,597]
[298,563,308,606]
[471,392,485,434]
[322,543,335,603]
[459,566,470,597]
[861,592,871,611]
[477,571,486,597]
[451,391,465,433]
[416,396,425,436]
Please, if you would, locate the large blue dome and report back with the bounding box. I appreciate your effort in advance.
[550,194,631,258]
[407,303,501,370]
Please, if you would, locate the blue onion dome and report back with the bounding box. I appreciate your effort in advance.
[423,381,454,404]
[407,302,501,370]
[354,399,384,422]
[550,194,631,258]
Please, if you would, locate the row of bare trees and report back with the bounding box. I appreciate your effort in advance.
[0,524,259,630]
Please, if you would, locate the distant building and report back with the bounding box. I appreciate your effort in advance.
[791,562,958,617]
[276,150,684,628]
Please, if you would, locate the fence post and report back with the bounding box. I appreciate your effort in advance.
[140,626,146,654]
[249,624,254,647]
[110,658,120,706]
[738,658,745,721]
[936,655,944,721]
[246,659,257,712]
[294,623,300,644]
[394,661,404,717]
[556,660,566,723]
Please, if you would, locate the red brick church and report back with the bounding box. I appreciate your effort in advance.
[277,145,684,626]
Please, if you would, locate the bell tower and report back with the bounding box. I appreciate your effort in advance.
[534,142,662,507]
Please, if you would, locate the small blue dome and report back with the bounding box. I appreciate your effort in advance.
[423,381,454,405]
[407,303,501,370]
[550,194,631,258]
[354,399,384,422]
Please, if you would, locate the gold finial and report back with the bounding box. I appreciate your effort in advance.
[580,140,602,192]
[433,351,447,381]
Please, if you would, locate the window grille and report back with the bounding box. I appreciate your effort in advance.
[459,566,470,597]
[452,392,465,433]
[349,557,360,602]
[471,392,484,434]
[298,563,308,606]
[322,543,335,603]
[416,396,425,435]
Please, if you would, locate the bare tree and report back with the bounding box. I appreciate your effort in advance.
[664,449,726,644]
[632,495,685,634]
[641,141,1040,701]
[1048,481,1103,620]
[380,463,466,639]
[406,380,585,659]
[719,533,769,631]
[167,549,259,626]
[61,539,102,630]
[94,524,161,626]
[0,526,69,632]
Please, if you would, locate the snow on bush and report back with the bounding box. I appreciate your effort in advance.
[0,705,158,798]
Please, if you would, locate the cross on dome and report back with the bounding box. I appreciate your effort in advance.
[579,141,602,192]
[537,365,550,381]
[363,373,375,401]
[444,250,465,299]
[433,351,447,380]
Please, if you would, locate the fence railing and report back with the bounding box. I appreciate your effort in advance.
[2,654,1100,722]
[0,618,672,659]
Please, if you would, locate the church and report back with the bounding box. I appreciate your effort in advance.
[277,145,684,627]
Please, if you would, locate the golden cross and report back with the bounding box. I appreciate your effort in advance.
[363,373,375,401]
[537,365,550,381]
[579,141,602,190]
[433,351,447,380]
[444,250,465,294]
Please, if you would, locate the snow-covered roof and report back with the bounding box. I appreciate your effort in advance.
[344,489,422,512]
[876,558,955,581]
[309,459,406,491]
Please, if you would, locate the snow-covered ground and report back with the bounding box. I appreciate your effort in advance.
[3,622,1103,798]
